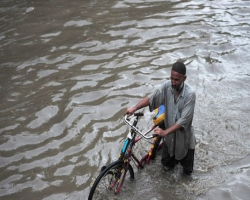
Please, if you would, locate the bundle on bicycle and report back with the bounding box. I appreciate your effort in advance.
[88,107,165,200]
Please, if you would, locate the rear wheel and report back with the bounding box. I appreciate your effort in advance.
[88,160,134,200]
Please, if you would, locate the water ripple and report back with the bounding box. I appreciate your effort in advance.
[1,0,250,200]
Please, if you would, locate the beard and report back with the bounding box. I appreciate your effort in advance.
[172,81,184,93]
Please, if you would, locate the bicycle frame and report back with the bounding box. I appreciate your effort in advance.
[118,113,159,169]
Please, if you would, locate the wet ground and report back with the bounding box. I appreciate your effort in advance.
[0,0,250,199]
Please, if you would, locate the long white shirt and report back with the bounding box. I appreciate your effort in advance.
[148,81,196,160]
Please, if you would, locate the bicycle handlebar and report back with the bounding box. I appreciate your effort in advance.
[124,114,156,139]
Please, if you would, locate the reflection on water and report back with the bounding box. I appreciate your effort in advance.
[0,0,250,199]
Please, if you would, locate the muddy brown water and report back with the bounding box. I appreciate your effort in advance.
[0,0,250,200]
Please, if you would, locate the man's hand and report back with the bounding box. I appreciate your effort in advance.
[125,107,137,117]
[154,127,166,137]
[124,97,150,117]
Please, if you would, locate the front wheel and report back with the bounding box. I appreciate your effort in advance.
[88,160,134,200]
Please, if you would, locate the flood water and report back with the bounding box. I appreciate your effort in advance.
[0,0,250,199]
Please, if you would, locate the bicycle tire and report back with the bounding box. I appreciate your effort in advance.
[88,160,134,200]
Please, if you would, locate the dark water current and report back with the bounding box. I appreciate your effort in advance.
[1,0,250,199]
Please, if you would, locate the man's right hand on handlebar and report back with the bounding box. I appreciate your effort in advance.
[125,97,150,117]
[125,107,137,117]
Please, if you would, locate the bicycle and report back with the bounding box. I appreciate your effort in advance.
[88,108,165,200]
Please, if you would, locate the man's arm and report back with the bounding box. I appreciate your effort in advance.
[154,123,182,137]
[125,96,150,116]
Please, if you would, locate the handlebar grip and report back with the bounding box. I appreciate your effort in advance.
[134,112,144,117]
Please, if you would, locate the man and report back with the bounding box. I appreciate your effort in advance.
[125,61,196,175]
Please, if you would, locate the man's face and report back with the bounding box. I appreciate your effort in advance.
[171,70,186,92]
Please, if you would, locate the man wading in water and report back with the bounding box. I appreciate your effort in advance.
[125,61,196,175]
